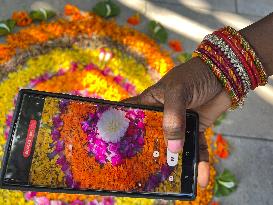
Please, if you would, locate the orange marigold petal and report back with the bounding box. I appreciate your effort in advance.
[12,11,32,27]
[168,39,183,52]
[64,4,80,16]
[127,14,140,26]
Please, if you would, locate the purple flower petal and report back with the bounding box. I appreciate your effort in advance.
[55,140,65,152]
[161,165,172,181]
[47,151,58,160]
[81,121,91,132]
[59,99,69,110]
[56,155,66,166]
[53,115,63,128]
[73,182,80,189]
[49,142,55,148]
[65,175,73,187]
[61,161,69,171]
[87,132,97,141]
[51,129,60,141]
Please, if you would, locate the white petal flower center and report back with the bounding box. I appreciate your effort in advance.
[97,108,129,143]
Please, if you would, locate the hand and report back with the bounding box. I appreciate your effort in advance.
[123,57,232,187]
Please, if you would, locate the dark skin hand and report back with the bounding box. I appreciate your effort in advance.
[124,12,273,188]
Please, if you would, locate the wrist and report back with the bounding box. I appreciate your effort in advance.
[189,56,223,94]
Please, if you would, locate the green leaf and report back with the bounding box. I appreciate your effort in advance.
[0,28,9,36]
[218,180,235,188]
[215,169,237,197]
[30,10,45,20]
[214,180,219,194]
[176,53,192,63]
[6,19,16,29]
[148,20,168,43]
[46,10,56,19]
[214,112,227,126]
[147,20,157,32]
[29,9,56,21]
[216,182,232,197]
[218,169,237,182]
[0,23,10,32]
[0,19,16,36]
[93,0,120,18]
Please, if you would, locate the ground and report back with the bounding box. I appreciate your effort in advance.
[1,0,273,204]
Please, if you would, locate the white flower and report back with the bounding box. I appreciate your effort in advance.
[97,108,129,143]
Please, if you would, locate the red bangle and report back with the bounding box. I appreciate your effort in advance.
[220,29,261,86]
[199,41,244,99]
[194,50,239,107]
[213,30,258,89]
[225,26,267,86]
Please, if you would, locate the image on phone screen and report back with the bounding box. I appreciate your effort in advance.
[1,90,198,200]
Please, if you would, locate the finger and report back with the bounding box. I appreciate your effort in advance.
[198,161,210,188]
[163,90,186,153]
[197,132,210,188]
[121,85,162,107]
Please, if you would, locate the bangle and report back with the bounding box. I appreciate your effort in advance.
[194,26,268,109]
[202,38,245,97]
[213,30,258,89]
[194,50,239,107]
[198,42,243,101]
[223,26,267,85]
[203,34,251,93]
[219,29,261,86]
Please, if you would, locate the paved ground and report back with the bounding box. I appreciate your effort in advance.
[1,0,273,204]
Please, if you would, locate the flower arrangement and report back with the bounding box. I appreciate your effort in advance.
[0,3,222,205]
[83,106,145,165]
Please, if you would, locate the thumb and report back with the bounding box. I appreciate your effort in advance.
[163,90,186,153]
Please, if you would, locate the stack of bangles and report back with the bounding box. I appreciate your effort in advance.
[193,26,268,109]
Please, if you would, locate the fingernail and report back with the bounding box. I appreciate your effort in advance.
[168,140,183,153]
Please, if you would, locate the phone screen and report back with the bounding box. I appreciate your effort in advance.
[1,90,198,199]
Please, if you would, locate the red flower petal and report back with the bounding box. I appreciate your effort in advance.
[127,14,140,26]
[168,40,183,52]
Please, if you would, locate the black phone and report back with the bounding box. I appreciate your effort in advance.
[0,89,199,200]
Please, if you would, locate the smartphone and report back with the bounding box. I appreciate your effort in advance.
[0,89,199,200]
